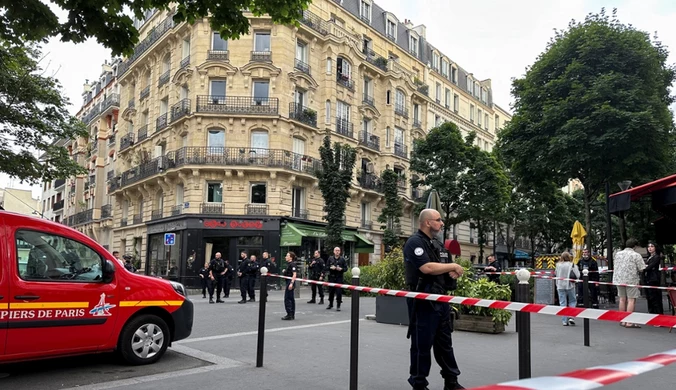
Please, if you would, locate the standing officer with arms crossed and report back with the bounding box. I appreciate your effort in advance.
[307,250,325,304]
[404,209,464,390]
[326,247,347,311]
[281,251,298,320]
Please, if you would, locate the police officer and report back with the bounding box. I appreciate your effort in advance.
[307,250,325,304]
[222,259,234,299]
[246,255,260,301]
[404,209,464,390]
[577,249,599,308]
[281,251,298,320]
[209,252,226,304]
[237,251,250,304]
[326,247,347,311]
[198,261,210,298]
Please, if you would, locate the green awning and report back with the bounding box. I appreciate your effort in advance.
[280,223,305,246]
[354,233,375,254]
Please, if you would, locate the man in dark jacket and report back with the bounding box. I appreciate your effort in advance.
[484,254,501,284]
[326,247,347,311]
[307,250,325,304]
[577,249,599,308]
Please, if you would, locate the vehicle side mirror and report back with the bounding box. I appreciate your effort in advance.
[103,260,116,283]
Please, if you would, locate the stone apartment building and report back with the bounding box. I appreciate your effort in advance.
[56,0,512,286]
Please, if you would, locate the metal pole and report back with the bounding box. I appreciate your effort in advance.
[349,267,361,390]
[605,182,615,304]
[256,267,269,368]
[516,269,531,379]
[582,268,590,346]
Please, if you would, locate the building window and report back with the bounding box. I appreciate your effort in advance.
[409,35,418,56]
[436,83,442,103]
[386,126,391,147]
[361,202,370,222]
[254,32,271,52]
[252,80,269,104]
[326,57,332,74]
[453,94,459,112]
[435,115,441,126]
[251,183,267,204]
[445,89,451,109]
[176,184,184,205]
[394,127,404,148]
[386,19,397,41]
[325,100,331,123]
[395,89,405,109]
[474,82,480,97]
[485,113,489,130]
[250,130,269,150]
[451,67,458,83]
[495,115,500,130]
[292,187,305,215]
[470,104,475,122]
[432,52,440,71]
[413,103,420,122]
[481,88,487,103]
[182,38,190,59]
[337,100,350,121]
[296,40,308,63]
[478,109,483,127]
[337,57,351,79]
[210,79,226,97]
[362,117,371,133]
[207,129,225,154]
[212,32,228,51]
[441,59,448,77]
[360,0,371,22]
[207,182,223,203]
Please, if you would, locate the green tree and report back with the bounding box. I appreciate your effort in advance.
[457,149,511,261]
[378,169,403,251]
[410,122,474,240]
[317,136,356,250]
[0,42,87,183]
[497,9,676,250]
[1,0,311,56]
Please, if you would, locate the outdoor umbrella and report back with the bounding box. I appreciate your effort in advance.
[570,220,587,264]
[425,189,443,215]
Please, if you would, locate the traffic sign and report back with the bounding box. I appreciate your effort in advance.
[164,233,176,246]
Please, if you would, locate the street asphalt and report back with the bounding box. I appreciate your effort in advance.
[0,287,674,390]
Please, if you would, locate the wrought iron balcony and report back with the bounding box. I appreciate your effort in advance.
[359,174,382,192]
[54,178,66,188]
[108,176,121,192]
[52,199,64,211]
[395,104,409,118]
[362,93,374,107]
[151,209,163,220]
[291,208,308,219]
[156,113,169,131]
[250,51,272,62]
[336,117,354,138]
[101,204,112,219]
[89,175,96,185]
[106,171,114,181]
[180,55,190,69]
[101,93,120,111]
[363,49,388,72]
[294,58,310,74]
[118,13,176,75]
[120,156,170,187]
[394,143,408,158]
[140,86,150,101]
[361,220,372,229]
[415,84,429,96]
[201,203,224,214]
[208,50,229,61]
[299,9,329,35]
[120,218,128,227]
[158,70,170,87]
[171,99,191,122]
[132,214,142,225]
[108,134,116,146]
[413,119,422,129]
[137,124,148,141]
[336,74,354,91]
[246,204,268,215]
[196,96,279,115]
[72,209,95,226]
[358,131,380,151]
[289,103,317,127]
[171,204,183,216]
[120,133,135,150]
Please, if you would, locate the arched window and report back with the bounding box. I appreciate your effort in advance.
[207,128,225,156]
[251,130,269,158]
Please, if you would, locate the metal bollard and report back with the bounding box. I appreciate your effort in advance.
[256,267,269,368]
[349,267,361,390]
[583,268,590,347]
[516,269,531,379]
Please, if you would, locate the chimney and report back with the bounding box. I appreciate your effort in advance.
[404,19,414,29]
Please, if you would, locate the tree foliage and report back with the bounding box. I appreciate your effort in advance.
[317,136,356,250]
[497,9,676,249]
[0,0,312,56]
[378,169,403,250]
[0,42,87,183]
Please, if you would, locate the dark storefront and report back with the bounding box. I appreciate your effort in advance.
[145,215,281,288]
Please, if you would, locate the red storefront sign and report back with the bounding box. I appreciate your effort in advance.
[203,219,264,229]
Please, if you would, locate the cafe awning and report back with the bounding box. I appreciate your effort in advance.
[280,222,374,253]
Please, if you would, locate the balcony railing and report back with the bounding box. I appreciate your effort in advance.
[299,9,329,35]
[101,204,112,219]
[89,175,96,185]
[137,124,148,141]
[72,209,95,226]
[171,204,183,216]
[118,13,176,76]
[120,133,135,150]
[101,93,120,111]
[413,119,422,129]
[52,199,64,211]
[394,104,409,118]
[363,49,389,72]
[362,93,374,107]
[54,178,66,188]
[106,170,114,181]
[359,174,382,192]
[158,70,170,87]
[120,218,128,227]
[336,118,354,138]
[246,204,268,215]
[108,134,116,146]
[361,220,372,230]
[132,214,142,225]
[156,113,169,131]
[358,131,380,151]
[288,103,317,127]
[180,55,190,69]
[196,96,279,115]
[294,58,310,74]
[207,50,229,61]
[336,74,355,91]
[291,208,308,219]
[140,86,150,101]
[412,188,425,202]
[394,143,408,158]
[171,99,191,122]
[108,176,121,192]
[120,156,170,187]
[151,209,163,220]
[201,203,224,214]
[415,84,429,96]
[250,51,272,62]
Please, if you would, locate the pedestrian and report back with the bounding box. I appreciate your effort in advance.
[326,247,347,311]
[282,251,298,320]
[404,209,464,390]
[112,251,124,266]
[237,251,250,304]
[307,250,325,304]
[222,259,234,299]
[555,252,579,326]
[644,242,663,315]
[613,238,646,328]
[209,252,226,304]
[198,261,210,298]
[577,249,600,308]
[484,254,501,284]
[123,255,136,273]
[246,255,259,301]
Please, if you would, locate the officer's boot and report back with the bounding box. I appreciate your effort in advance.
[336,303,341,312]
[326,301,333,310]
[307,297,316,304]
[443,377,464,389]
[281,314,294,320]
[318,297,324,305]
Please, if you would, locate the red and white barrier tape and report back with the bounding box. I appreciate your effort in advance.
[485,267,676,276]
[526,274,676,291]
[468,349,676,390]
[266,274,676,327]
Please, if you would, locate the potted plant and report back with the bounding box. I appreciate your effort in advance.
[452,259,512,334]
[372,247,410,325]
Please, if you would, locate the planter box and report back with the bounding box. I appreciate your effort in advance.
[375,295,409,325]
[455,314,505,334]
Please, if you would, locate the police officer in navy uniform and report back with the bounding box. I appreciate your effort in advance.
[237,251,250,304]
[281,251,298,320]
[222,259,234,299]
[307,250,325,304]
[404,209,464,390]
[326,247,347,311]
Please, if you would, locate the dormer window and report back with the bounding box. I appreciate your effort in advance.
[409,34,418,57]
[360,0,371,23]
[386,19,397,41]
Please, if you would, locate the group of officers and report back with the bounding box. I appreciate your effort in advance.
[198,250,274,304]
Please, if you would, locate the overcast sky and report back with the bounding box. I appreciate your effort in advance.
[3,0,675,199]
